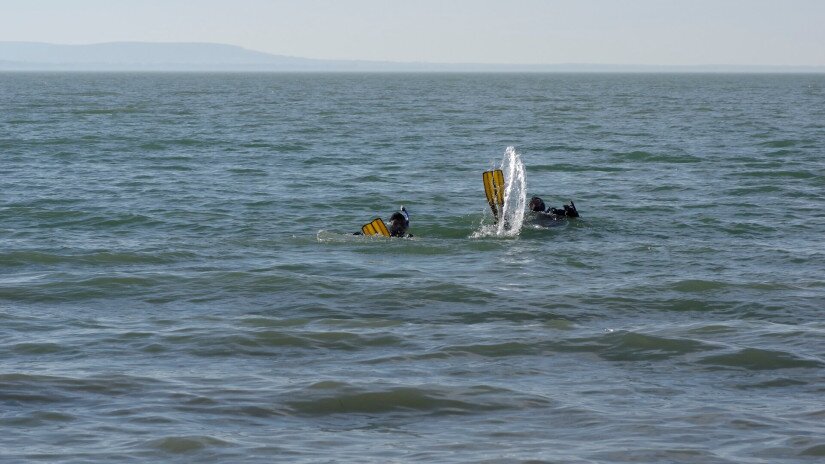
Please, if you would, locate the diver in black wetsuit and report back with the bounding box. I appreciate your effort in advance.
[387,206,411,237]
[529,196,579,219]
[354,206,412,237]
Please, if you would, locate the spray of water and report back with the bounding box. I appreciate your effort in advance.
[472,146,527,238]
[497,146,527,236]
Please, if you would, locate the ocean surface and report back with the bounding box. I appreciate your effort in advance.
[1,72,824,463]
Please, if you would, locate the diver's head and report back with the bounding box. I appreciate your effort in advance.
[388,210,409,237]
[529,196,546,212]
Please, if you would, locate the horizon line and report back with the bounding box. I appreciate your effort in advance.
[2,41,824,69]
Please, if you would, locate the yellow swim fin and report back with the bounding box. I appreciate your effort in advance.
[361,218,390,237]
[483,169,505,222]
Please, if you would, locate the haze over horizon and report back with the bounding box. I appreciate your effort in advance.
[1,0,824,67]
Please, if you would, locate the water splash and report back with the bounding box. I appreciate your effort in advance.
[497,147,527,236]
[473,146,527,238]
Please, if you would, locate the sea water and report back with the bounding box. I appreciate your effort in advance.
[1,73,824,463]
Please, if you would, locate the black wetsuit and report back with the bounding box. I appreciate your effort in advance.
[530,197,579,218]
[547,202,579,218]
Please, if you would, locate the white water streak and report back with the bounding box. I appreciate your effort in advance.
[473,146,527,238]
[496,147,527,236]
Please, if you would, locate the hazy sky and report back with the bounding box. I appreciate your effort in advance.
[2,0,824,65]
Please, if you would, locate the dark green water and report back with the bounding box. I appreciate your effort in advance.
[1,73,824,463]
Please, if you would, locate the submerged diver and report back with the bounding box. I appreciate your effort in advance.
[529,196,579,219]
[355,206,412,237]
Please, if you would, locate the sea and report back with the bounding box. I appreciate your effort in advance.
[1,72,824,463]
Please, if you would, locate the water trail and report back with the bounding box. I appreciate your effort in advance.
[473,147,527,238]
[497,147,527,236]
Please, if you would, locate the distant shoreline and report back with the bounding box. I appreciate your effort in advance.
[2,69,824,75]
[2,42,823,74]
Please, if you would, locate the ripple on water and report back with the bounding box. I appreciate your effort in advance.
[0,250,192,267]
[157,326,409,358]
[0,373,166,400]
[698,347,824,371]
[0,411,76,427]
[10,342,63,355]
[144,435,235,454]
[283,381,552,416]
[548,330,718,362]
[610,150,702,163]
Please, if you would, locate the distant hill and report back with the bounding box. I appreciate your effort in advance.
[1,42,823,73]
[0,42,332,71]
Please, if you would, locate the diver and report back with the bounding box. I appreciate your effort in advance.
[529,196,579,219]
[387,206,411,237]
[355,206,412,237]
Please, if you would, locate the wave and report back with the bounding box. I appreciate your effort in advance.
[145,436,235,454]
[70,106,147,115]
[669,279,730,293]
[611,151,702,163]
[1,208,164,229]
[0,373,165,401]
[9,342,63,355]
[0,410,75,427]
[168,329,409,357]
[734,169,817,179]
[0,273,177,302]
[284,382,550,416]
[368,330,718,363]
[698,348,824,371]
[0,250,191,267]
[757,139,811,148]
[227,167,268,176]
[530,163,628,173]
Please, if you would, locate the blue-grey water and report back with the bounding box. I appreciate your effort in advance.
[1,73,824,463]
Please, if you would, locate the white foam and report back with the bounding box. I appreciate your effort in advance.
[472,146,527,238]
